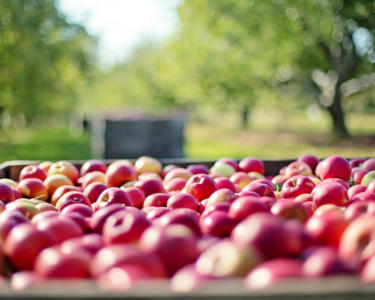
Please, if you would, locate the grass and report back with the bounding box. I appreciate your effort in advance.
[0,109,375,163]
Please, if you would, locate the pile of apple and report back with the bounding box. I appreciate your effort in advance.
[1,155,375,292]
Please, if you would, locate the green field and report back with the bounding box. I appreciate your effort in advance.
[0,110,374,163]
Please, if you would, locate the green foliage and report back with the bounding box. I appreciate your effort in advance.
[0,0,96,122]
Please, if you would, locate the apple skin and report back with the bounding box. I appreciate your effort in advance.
[121,187,145,209]
[230,172,255,189]
[95,187,132,210]
[303,246,355,277]
[271,198,309,223]
[284,162,312,178]
[196,240,261,278]
[51,185,82,206]
[11,271,41,291]
[229,196,268,222]
[60,203,93,218]
[134,156,162,175]
[361,171,375,186]
[0,182,16,203]
[31,210,59,225]
[214,177,236,192]
[19,165,47,182]
[239,158,265,175]
[367,179,375,194]
[5,223,56,270]
[186,164,210,175]
[271,175,289,190]
[78,171,105,190]
[351,191,375,203]
[90,204,126,233]
[144,207,171,221]
[353,169,368,185]
[200,202,230,221]
[158,208,201,236]
[201,211,237,237]
[83,182,108,204]
[171,264,213,292]
[298,154,320,173]
[242,182,275,198]
[134,179,166,197]
[361,255,375,283]
[37,216,83,244]
[210,163,236,178]
[60,233,105,255]
[139,224,199,276]
[231,213,292,259]
[348,185,367,202]
[34,246,90,279]
[312,182,348,207]
[294,193,313,203]
[91,244,167,278]
[184,174,217,202]
[44,174,73,197]
[80,159,107,177]
[167,193,199,211]
[47,161,80,184]
[217,158,240,172]
[206,188,237,209]
[245,258,302,289]
[0,210,29,244]
[143,193,170,208]
[164,178,187,193]
[39,161,53,173]
[362,158,375,171]
[345,201,375,221]
[349,158,365,168]
[105,162,137,188]
[339,214,375,264]
[161,164,178,178]
[280,175,315,199]
[6,200,39,220]
[17,178,48,201]
[164,168,192,183]
[305,211,349,248]
[316,156,351,181]
[56,191,91,211]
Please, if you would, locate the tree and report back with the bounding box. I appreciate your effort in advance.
[0,0,96,124]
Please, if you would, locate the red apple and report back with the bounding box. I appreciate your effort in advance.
[144,206,171,221]
[351,191,375,203]
[242,182,275,198]
[353,169,369,185]
[164,177,187,192]
[95,187,132,210]
[345,201,375,221]
[230,172,255,189]
[349,158,365,168]
[271,198,309,223]
[121,187,145,209]
[103,210,150,244]
[17,178,48,201]
[90,204,126,233]
[143,193,170,208]
[284,161,312,178]
[19,165,46,182]
[316,156,351,181]
[239,158,265,175]
[37,216,83,243]
[164,168,193,183]
[134,179,166,197]
[60,233,105,255]
[105,162,137,187]
[214,177,236,192]
[167,193,199,211]
[51,185,82,206]
[44,174,73,197]
[158,208,201,236]
[362,158,375,171]
[184,174,217,202]
[78,171,105,190]
[280,175,315,199]
[0,210,28,243]
[312,182,348,207]
[186,164,210,175]
[55,191,91,211]
[161,164,178,178]
[48,161,79,184]
[6,200,39,220]
[60,203,93,218]
[80,159,107,176]
[348,185,367,202]
[31,210,59,225]
[206,188,237,209]
[298,154,319,173]
[39,161,52,173]
[83,182,108,204]
[0,182,16,203]
[201,211,236,237]
[229,196,268,222]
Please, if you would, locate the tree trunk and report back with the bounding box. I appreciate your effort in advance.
[326,84,349,138]
[240,104,250,129]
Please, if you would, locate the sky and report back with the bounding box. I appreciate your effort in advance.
[58,0,179,67]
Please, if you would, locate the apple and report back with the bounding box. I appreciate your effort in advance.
[316,156,351,181]
[60,233,105,255]
[121,187,145,209]
[134,179,166,197]
[239,158,265,175]
[196,240,261,278]
[34,246,90,279]
[37,216,83,243]
[48,161,79,184]
[95,187,132,210]
[17,179,48,201]
[298,154,319,173]
[4,223,55,270]
[229,196,268,222]
[167,193,199,211]
[186,164,210,175]
[184,174,217,202]
[280,175,315,199]
[83,182,108,204]
[0,210,28,243]
[0,182,15,203]
[39,161,53,173]
[345,201,375,221]
[353,169,369,185]
[161,164,178,178]
[139,224,199,275]
[349,158,365,168]
[366,179,375,194]
[90,204,126,233]
[6,200,39,220]
[201,211,237,237]
[303,246,354,277]
[35,202,58,214]
[271,175,289,190]
[31,210,59,225]
[242,182,275,198]
[230,172,255,189]
[312,182,348,207]
[271,198,309,223]
[0,178,18,189]
[361,171,375,186]
[56,191,91,211]
[164,177,187,192]
[284,162,312,178]
[158,208,201,236]
[362,158,375,171]
[80,159,107,176]
[105,162,137,187]
[78,171,105,190]
[214,177,236,192]
[200,202,230,220]
[245,258,302,289]
[206,188,237,209]
[348,185,367,202]
[164,168,192,183]
[306,211,349,248]
[143,193,170,208]
[91,244,167,278]
[44,174,73,197]
[313,204,343,217]
[144,207,171,221]
[51,185,82,206]
[294,193,313,203]
[210,163,236,178]
[217,158,240,172]
[19,165,46,182]
[134,156,162,175]
[103,209,150,244]
[171,264,212,292]
[351,191,375,203]
[339,214,375,264]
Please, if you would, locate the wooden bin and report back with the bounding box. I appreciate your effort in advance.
[0,159,374,300]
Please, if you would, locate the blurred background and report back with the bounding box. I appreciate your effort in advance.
[0,0,374,161]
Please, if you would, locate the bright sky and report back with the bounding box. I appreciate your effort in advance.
[58,0,179,67]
